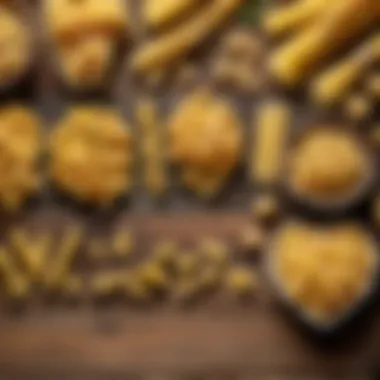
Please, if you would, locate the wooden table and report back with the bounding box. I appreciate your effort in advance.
[0,213,378,379]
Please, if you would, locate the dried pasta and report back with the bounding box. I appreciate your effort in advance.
[251,101,291,185]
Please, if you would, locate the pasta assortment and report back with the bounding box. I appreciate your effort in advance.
[0,0,376,335]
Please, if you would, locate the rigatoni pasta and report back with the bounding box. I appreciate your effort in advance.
[136,97,168,197]
[251,101,291,186]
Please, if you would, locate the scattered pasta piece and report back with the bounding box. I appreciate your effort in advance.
[175,251,199,278]
[172,279,200,304]
[44,224,84,291]
[152,240,178,268]
[0,246,30,299]
[138,262,170,292]
[198,238,229,267]
[112,227,134,258]
[225,266,258,297]
[9,228,52,282]
[90,269,125,298]
[197,265,223,291]
[124,271,151,302]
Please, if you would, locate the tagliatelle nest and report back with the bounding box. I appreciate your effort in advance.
[168,89,243,196]
[0,106,42,211]
[0,6,32,88]
[50,107,133,205]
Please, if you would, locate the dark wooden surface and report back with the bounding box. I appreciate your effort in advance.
[0,213,378,379]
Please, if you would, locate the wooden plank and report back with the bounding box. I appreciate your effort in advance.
[0,311,378,375]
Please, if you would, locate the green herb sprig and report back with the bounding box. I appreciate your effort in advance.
[237,0,264,25]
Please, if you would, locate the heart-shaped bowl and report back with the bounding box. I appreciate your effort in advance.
[265,220,380,335]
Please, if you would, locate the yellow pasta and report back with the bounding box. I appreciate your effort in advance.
[273,223,377,323]
[44,0,128,43]
[199,238,229,266]
[44,224,84,290]
[136,97,168,196]
[143,0,200,29]
[138,262,170,291]
[152,240,178,268]
[131,0,242,74]
[90,270,125,297]
[112,227,134,258]
[9,228,52,282]
[225,266,258,297]
[175,252,199,277]
[0,246,29,299]
[251,101,291,185]
[270,0,380,86]
[310,34,380,106]
[124,271,151,301]
[263,0,339,38]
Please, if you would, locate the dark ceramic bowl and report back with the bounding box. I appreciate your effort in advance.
[265,220,380,334]
[283,126,377,215]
